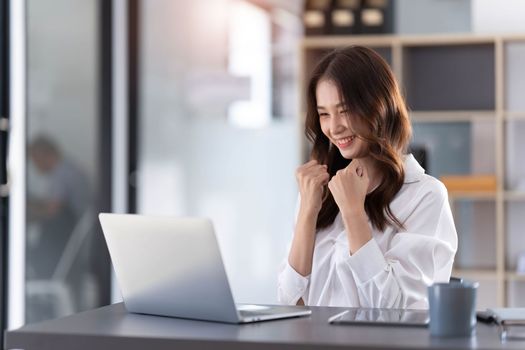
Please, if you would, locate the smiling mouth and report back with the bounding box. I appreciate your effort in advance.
[335,135,356,148]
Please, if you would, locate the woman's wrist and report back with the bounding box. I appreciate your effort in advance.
[299,203,321,217]
[341,207,372,254]
[341,205,366,222]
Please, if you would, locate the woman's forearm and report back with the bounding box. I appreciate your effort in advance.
[288,206,318,276]
[342,208,372,254]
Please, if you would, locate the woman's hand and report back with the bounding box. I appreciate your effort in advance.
[290,160,329,276]
[295,160,330,215]
[328,159,372,254]
[328,159,369,215]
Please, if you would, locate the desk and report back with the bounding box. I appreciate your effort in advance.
[5,303,525,350]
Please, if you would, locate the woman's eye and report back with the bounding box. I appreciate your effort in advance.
[319,112,329,117]
[339,110,348,115]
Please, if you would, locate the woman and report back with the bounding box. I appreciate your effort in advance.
[278,46,457,309]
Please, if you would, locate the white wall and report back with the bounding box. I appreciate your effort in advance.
[472,0,525,33]
[139,0,300,303]
[395,0,525,35]
[27,0,98,183]
[395,0,471,34]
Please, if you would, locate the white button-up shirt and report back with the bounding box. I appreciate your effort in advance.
[277,154,458,309]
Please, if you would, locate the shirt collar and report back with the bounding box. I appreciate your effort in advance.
[403,153,425,184]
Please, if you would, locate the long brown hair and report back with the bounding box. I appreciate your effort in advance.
[305,46,412,231]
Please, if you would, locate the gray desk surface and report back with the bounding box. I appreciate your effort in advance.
[5,303,525,350]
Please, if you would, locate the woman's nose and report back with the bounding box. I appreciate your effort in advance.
[330,115,347,133]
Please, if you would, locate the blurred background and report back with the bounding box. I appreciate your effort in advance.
[2,0,525,341]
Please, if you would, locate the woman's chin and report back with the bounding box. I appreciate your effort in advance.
[339,148,356,159]
[339,147,368,160]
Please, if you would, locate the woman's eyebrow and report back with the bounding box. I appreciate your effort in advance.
[317,103,345,109]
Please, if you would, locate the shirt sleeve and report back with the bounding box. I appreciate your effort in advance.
[277,194,311,305]
[277,260,310,305]
[336,180,458,309]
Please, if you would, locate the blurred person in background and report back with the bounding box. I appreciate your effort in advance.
[27,135,93,321]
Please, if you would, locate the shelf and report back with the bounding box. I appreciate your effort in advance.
[506,272,525,281]
[302,35,394,48]
[504,191,525,201]
[303,46,393,70]
[505,43,525,111]
[504,112,525,120]
[301,34,525,309]
[404,44,495,111]
[503,35,525,42]
[401,35,496,46]
[301,34,525,48]
[452,269,498,280]
[410,111,496,123]
[449,191,497,201]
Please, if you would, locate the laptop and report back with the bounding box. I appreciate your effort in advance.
[99,213,311,323]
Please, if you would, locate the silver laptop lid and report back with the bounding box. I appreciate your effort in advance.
[99,213,240,323]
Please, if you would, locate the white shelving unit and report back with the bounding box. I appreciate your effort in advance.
[299,34,525,309]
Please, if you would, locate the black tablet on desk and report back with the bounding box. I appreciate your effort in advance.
[328,308,429,327]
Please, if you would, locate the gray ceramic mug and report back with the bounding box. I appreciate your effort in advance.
[428,281,479,337]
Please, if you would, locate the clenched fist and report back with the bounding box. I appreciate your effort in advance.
[328,159,369,215]
[295,160,330,215]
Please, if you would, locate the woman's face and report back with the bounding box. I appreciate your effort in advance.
[316,79,368,160]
